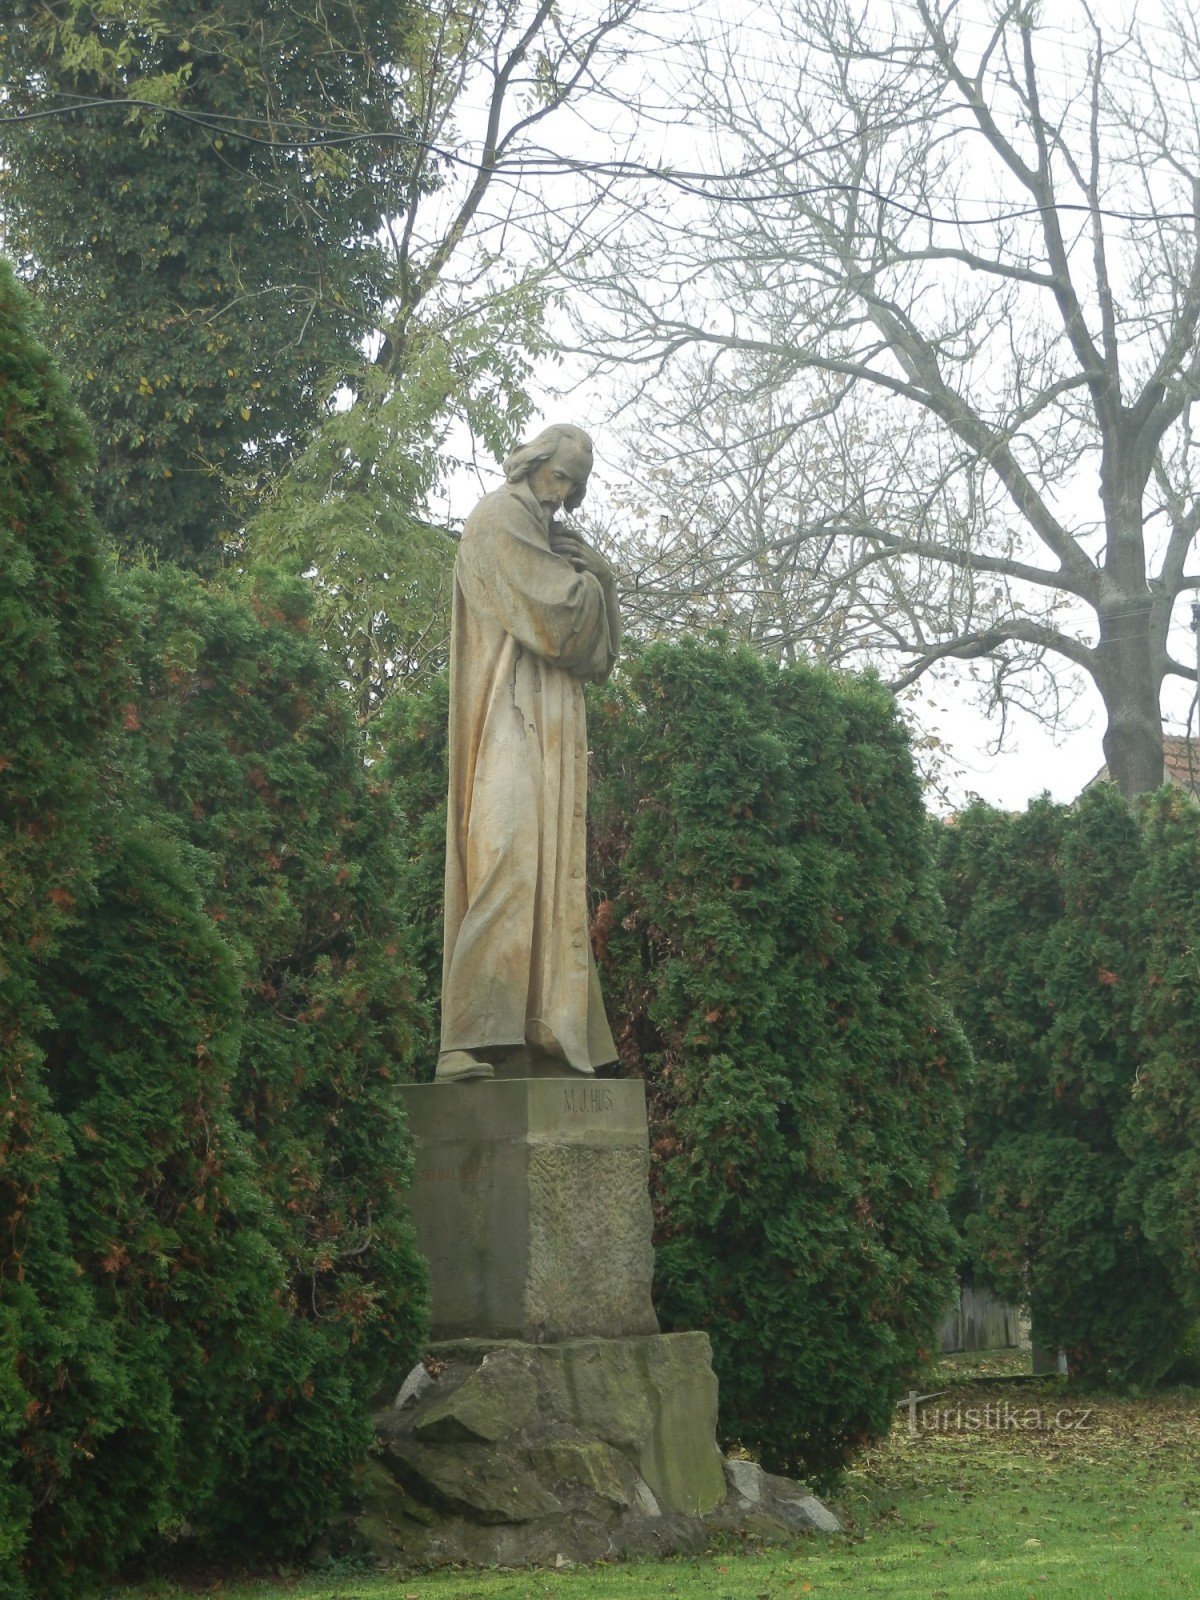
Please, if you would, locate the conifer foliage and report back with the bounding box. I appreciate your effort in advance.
[373,673,450,1052]
[119,564,429,1546]
[1,264,427,1592]
[939,787,1198,1382]
[0,253,127,1600]
[34,817,281,1589]
[588,641,967,1483]
[1132,790,1200,1319]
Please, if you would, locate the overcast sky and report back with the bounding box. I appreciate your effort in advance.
[437,0,1200,813]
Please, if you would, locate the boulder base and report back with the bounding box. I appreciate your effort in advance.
[346,1333,840,1568]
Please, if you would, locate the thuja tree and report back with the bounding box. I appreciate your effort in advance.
[1126,790,1200,1321]
[31,816,286,1595]
[119,564,428,1545]
[0,257,127,1596]
[371,673,449,1065]
[936,798,1064,1307]
[938,791,1189,1382]
[1040,789,1185,1377]
[588,641,967,1484]
[0,258,273,1595]
[2,258,427,1585]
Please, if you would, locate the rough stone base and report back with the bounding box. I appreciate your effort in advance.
[344,1333,840,1568]
[711,1457,843,1539]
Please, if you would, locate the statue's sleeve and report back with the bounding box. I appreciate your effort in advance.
[458,505,616,680]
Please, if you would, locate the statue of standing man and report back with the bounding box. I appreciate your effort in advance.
[437,424,620,1083]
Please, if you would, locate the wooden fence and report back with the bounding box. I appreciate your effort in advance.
[938,1282,1024,1353]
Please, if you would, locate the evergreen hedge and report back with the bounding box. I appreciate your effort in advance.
[35,816,283,1588]
[589,641,967,1482]
[388,639,967,1484]
[1,256,127,1597]
[1,262,427,1592]
[1132,790,1200,1320]
[939,787,1198,1382]
[118,565,429,1551]
[375,672,449,1057]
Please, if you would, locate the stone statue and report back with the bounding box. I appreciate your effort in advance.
[437,424,620,1082]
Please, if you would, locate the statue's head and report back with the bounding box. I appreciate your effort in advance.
[503,423,594,513]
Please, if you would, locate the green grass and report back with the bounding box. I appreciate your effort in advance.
[103,1357,1199,1600]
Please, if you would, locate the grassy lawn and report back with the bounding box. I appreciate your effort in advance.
[105,1355,1199,1600]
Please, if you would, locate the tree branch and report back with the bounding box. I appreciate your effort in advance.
[849,282,1097,591]
[890,619,1097,690]
[917,2,1111,411]
[804,521,1091,596]
[378,1,637,371]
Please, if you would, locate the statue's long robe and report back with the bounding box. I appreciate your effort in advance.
[440,480,620,1072]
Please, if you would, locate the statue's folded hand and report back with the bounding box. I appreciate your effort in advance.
[549,528,614,583]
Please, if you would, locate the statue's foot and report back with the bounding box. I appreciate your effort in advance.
[489,1043,596,1079]
[435,1050,494,1083]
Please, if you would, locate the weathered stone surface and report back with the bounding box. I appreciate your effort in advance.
[640,1338,725,1515]
[357,1459,437,1528]
[783,1494,842,1535]
[534,1332,725,1514]
[413,1349,537,1443]
[396,1078,658,1342]
[724,1457,765,1504]
[526,1437,641,1510]
[525,1142,653,1332]
[391,1360,434,1412]
[380,1436,560,1524]
[349,1497,708,1570]
[422,1333,724,1516]
[632,1476,662,1518]
[710,1457,843,1539]
[347,1444,841,1573]
[535,1337,653,1450]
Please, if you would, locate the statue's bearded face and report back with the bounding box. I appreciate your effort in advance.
[529,440,593,511]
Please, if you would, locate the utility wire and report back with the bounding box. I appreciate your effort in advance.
[0,92,1197,229]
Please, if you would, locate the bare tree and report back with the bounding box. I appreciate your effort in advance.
[577,0,1200,796]
[243,0,646,717]
[597,354,1024,677]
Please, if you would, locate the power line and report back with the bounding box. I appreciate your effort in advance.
[0,92,1197,230]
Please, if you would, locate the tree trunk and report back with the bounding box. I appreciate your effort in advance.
[1095,458,1165,799]
[1096,590,1164,798]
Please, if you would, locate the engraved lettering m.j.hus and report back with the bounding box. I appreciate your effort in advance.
[561,1083,614,1114]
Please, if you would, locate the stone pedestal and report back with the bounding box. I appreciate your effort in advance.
[396,1078,658,1342]
[363,1076,842,1567]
